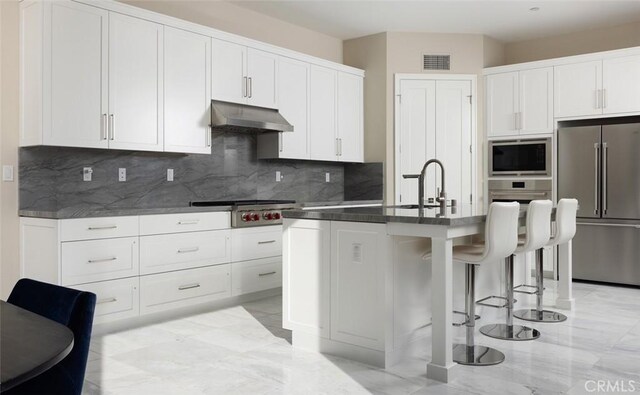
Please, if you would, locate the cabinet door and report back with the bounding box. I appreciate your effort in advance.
[337,72,363,162]
[330,221,387,350]
[602,55,640,115]
[46,1,108,148]
[108,13,163,151]
[212,38,247,105]
[283,219,331,338]
[554,60,602,118]
[309,65,338,161]
[247,48,278,109]
[277,57,310,159]
[519,67,554,135]
[164,27,211,154]
[486,72,519,137]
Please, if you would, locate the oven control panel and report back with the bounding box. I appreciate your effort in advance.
[234,209,284,227]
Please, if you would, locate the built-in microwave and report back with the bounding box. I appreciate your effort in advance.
[489,138,551,177]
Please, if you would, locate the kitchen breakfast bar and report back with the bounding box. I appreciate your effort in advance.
[281,204,574,383]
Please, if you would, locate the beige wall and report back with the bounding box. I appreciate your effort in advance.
[1,0,19,299]
[505,20,640,64]
[344,32,505,204]
[120,1,343,63]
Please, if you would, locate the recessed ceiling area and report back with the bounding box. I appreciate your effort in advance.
[228,1,640,43]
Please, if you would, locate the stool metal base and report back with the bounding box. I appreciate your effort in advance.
[453,344,505,366]
[479,323,540,341]
[514,309,567,323]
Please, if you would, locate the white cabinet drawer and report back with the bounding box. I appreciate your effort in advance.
[139,212,230,235]
[231,226,282,262]
[232,257,282,296]
[60,216,138,241]
[73,277,139,324]
[140,264,231,314]
[61,237,139,286]
[139,230,231,275]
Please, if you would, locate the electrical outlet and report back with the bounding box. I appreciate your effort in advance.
[167,169,174,182]
[2,165,14,182]
[325,172,330,182]
[118,168,126,182]
[275,171,283,182]
[83,167,93,182]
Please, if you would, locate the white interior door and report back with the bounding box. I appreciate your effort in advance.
[398,80,435,205]
[278,57,309,159]
[212,38,247,105]
[247,48,278,109]
[46,1,108,148]
[164,27,211,154]
[435,80,472,206]
[108,12,163,151]
[602,55,640,115]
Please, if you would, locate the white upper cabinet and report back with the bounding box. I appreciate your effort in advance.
[211,39,278,109]
[486,72,519,137]
[108,13,163,152]
[246,48,278,109]
[602,55,640,115]
[211,39,247,105]
[337,72,364,162]
[276,57,310,159]
[164,27,212,154]
[309,65,338,161]
[554,60,602,118]
[486,68,553,137]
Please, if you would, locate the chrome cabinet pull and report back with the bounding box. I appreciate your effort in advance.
[88,257,117,263]
[178,283,200,291]
[207,125,212,147]
[248,77,252,98]
[595,90,600,109]
[490,192,548,197]
[243,76,248,97]
[339,139,343,156]
[603,89,607,109]
[258,240,276,245]
[602,142,608,215]
[279,132,283,152]
[177,247,199,253]
[87,225,118,230]
[594,142,600,215]
[97,297,117,304]
[178,220,199,225]
[101,114,108,140]
[109,114,115,140]
[336,138,340,156]
[258,271,276,277]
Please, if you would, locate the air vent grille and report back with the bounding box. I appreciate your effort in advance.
[423,54,450,71]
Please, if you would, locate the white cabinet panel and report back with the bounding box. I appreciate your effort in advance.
[139,212,230,235]
[74,277,139,324]
[108,12,163,151]
[47,1,108,148]
[330,221,387,350]
[61,237,139,286]
[602,55,640,115]
[164,27,211,154]
[231,257,282,296]
[519,67,554,135]
[247,48,278,109]
[231,226,282,262]
[309,65,337,161]
[283,219,330,337]
[337,72,363,162]
[486,72,518,137]
[212,38,247,104]
[140,264,231,315]
[554,60,602,118]
[139,230,230,275]
[278,57,309,159]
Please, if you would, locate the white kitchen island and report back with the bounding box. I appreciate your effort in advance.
[282,204,574,383]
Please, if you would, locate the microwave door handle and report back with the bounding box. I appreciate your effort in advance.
[594,143,600,216]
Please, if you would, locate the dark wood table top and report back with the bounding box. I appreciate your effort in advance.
[0,300,74,392]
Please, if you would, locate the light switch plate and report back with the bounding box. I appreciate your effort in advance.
[167,169,174,181]
[275,171,282,182]
[119,168,126,182]
[2,165,14,182]
[83,167,93,182]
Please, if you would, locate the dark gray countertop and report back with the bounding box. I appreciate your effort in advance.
[18,200,384,219]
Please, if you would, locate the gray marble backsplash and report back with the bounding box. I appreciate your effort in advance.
[19,131,383,211]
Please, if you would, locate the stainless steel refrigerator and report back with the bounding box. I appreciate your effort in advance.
[558,123,640,286]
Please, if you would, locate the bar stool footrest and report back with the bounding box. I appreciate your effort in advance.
[513,284,540,295]
[452,310,481,327]
[476,295,516,309]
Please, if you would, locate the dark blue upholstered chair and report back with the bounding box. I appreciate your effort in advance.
[5,278,97,395]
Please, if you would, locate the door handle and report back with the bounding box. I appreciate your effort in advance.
[243,76,248,98]
[177,247,200,253]
[101,114,108,140]
[177,220,200,225]
[257,240,276,245]
[87,225,118,230]
[279,132,283,153]
[97,297,117,304]
[602,142,608,215]
[594,143,600,215]
[258,271,277,277]
[178,283,200,291]
[603,89,607,109]
[109,114,115,140]
[248,77,253,99]
[88,257,117,264]
[207,125,212,147]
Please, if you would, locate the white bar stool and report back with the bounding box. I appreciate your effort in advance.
[514,198,578,323]
[449,202,520,366]
[480,200,552,341]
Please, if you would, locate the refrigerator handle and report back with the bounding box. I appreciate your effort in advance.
[594,143,600,216]
[603,142,608,215]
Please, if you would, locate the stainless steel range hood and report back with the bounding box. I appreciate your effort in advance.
[211,100,294,133]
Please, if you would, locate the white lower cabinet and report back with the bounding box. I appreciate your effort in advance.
[232,257,282,296]
[140,264,231,315]
[231,226,282,262]
[74,277,139,324]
